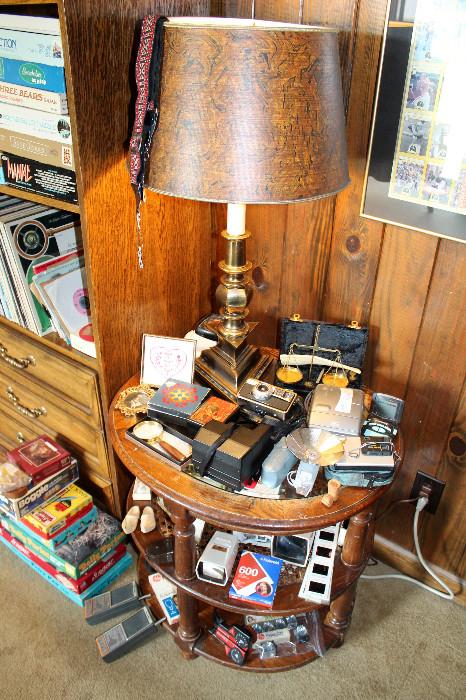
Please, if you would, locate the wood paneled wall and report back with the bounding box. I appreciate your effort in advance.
[210,0,466,588]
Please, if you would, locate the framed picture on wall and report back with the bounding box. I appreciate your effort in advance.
[361,0,466,243]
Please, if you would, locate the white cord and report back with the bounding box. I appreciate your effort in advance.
[362,496,455,600]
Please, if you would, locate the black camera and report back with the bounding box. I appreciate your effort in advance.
[237,378,297,421]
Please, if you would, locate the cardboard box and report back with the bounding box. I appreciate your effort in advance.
[21,483,93,538]
[7,435,72,484]
[0,459,79,518]
[0,153,78,203]
[0,56,66,92]
[0,102,72,142]
[0,28,64,66]
[0,128,72,167]
[229,551,282,608]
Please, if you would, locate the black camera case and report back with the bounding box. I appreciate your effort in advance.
[192,420,272,490]
[276,317,369,393]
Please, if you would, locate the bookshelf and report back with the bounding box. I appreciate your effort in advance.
[0,0,212,517]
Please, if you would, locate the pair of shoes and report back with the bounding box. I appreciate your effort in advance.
[121,505,156,534]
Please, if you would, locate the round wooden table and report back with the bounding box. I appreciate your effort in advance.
[109,374,403,672]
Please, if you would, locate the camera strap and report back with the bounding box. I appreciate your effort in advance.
[129,15,167,268]
[197,423,236,476]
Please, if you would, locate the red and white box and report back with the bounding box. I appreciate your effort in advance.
[7,435,71,484]
[229,551,282,608]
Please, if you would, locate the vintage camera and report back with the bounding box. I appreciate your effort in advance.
[237,378,297,421]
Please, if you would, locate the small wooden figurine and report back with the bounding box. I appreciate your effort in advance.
[321,478,342,507]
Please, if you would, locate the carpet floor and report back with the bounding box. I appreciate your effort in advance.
[0,544,464,700]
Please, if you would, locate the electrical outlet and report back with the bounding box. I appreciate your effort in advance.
[409,471,445,514]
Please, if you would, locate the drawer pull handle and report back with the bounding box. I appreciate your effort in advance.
[6,387,47,420]
[0,343,35,370]
[16,432,26,444]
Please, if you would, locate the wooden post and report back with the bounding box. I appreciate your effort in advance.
[342,507,373,567]
[325,507,374,645]
[167,500,201,659]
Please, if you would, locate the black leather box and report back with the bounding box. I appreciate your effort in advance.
[276,317,369,393]
[208,423,272,490]
[192,420,236,477]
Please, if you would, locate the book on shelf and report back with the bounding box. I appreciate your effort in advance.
[0,14,61,35]
[0,82,68,114]
[0,26,64,67]
[0,56,66,93]
[0,198,81,335]
[0,129,73,168]
[0,102,72,143]
[0,152,78,203]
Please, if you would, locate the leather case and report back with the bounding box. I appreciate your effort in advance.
[276,317,369,393]
[208,423,272,490]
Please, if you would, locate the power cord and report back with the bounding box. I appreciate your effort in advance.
[361,496,455,600]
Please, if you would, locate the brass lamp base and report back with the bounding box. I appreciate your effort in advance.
[195,320,273,402]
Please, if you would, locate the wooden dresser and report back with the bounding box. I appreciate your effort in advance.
[0,319,114,512]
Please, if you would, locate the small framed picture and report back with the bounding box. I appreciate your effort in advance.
[140,334,197,387]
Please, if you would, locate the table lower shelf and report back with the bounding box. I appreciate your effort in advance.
[136,555,340,672]
[129,496,366,617]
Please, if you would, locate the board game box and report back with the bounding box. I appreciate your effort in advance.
[0,507,126,578]
[0,525,127,594]
[229,551,282,608]
[21,484,93,538]
[25,505,98,551]
[0,460,79,519]
[0,525,132,606]
[7,435,71,484]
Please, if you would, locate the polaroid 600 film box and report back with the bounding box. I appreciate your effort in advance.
[229,551,282,608]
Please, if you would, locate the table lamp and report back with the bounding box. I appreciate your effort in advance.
[144,17,349,401]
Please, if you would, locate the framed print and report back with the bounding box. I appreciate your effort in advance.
[140,334,196,387]
[361,0,466,243]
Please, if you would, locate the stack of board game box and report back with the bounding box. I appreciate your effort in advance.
[0,435,131,605]
[0,12,77,203]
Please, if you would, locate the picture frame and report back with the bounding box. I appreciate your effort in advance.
[140,334,197,387]
[361,0,466,243]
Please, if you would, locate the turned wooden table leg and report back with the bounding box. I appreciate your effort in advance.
[166,500,201,659]
[324,507,374,646]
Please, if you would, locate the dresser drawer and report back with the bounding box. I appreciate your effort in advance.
[0,398,111,480]
[0,323,101,426]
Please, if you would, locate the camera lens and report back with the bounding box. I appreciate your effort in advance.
[252,382,273,401]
